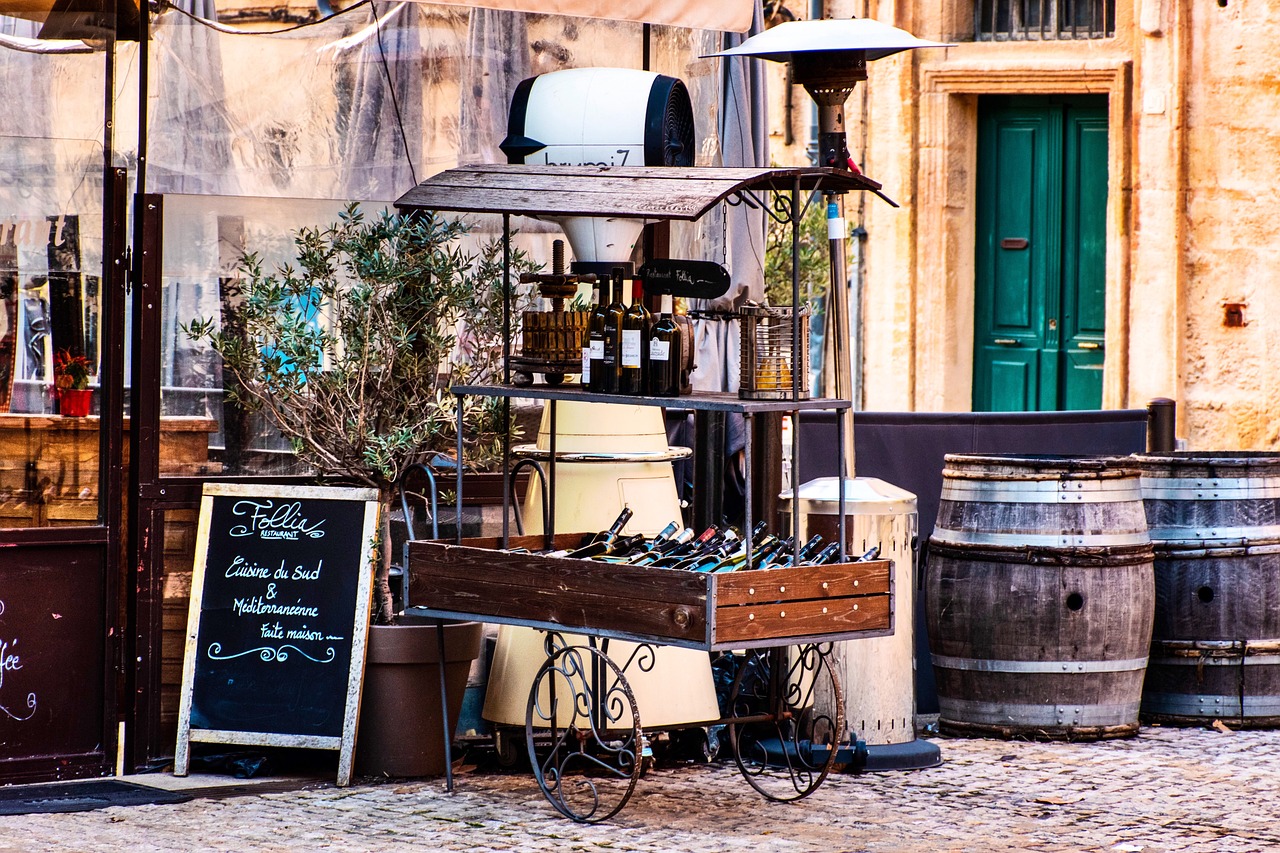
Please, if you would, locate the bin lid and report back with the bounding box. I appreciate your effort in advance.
[779,476,917,515]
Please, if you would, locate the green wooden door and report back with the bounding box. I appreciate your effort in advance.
[973,95,1108,412]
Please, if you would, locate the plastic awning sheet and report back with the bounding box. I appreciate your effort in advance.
[413,0,753,33]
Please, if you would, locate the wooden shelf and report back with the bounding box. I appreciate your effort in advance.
[451,383,851,415]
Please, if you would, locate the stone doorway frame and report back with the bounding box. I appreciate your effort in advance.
[913,62,1133,411]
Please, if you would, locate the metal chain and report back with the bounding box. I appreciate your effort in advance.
[720,200,728,267]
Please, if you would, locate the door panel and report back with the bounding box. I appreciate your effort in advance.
[1060,108,1108,409]
[974,95,1107,412]
[990,352,1038,412]
[991,124,1040,333]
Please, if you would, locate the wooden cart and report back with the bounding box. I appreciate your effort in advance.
[394,164,895,822]
[410,533,892,822]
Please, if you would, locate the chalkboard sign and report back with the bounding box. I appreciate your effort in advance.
[174,484,379,786]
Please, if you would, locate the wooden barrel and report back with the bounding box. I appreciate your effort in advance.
[926,454,1155,740]
[1136,452,1280,726]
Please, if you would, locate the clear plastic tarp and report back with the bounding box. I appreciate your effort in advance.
[0,2,759,493]
[0,15,109,525]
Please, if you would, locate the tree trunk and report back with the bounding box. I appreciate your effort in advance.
[372,491,397,625]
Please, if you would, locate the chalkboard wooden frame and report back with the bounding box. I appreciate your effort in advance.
[173,483,380,787]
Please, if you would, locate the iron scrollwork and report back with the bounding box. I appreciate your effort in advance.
[725,643,844,802]
[525,632,644,823]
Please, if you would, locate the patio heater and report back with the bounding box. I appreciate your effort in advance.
[712,17,950,417]
[711,18,951,771]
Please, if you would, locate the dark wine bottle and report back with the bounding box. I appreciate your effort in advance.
[583,275,603,387]
[627,526,697,565]
[556,506,633,559]
[586,274,609,392]
[593,533,648,562]
[597,267,627,394]
[802,542,843,566]
[648,526,725,568]
[710,533,781,573]
[747,535,788,568]
[672,529,741,572]
[648,293,682,397]
[795,534,824,563]
[619,277,650,395]
[618,521,678,558]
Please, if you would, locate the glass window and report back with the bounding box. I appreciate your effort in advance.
[0,21,110,527]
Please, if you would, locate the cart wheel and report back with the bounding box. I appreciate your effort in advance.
[512,371,534,387]
[725,644,843,802]
[544,372,565,386]
[525,643,642,823]
[493,726,524,770]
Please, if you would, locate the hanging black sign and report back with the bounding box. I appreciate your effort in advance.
[638,258,732,299]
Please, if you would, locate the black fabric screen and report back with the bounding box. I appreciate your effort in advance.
[797,409,1150,713]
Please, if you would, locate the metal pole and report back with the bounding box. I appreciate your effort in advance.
[455,394,464,545]
[502,214,511,548]
[790,178,802,566]
[743,413,754,568]
[824,192,855,479]
[436,620,453,792]
[547,400,557,550]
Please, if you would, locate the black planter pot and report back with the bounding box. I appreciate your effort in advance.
[355,617,482,777]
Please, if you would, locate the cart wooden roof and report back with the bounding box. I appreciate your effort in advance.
[393,164,894,220]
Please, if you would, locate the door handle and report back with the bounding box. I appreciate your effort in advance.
[993,339,1021,346]
[1000,238,1029,250]
[1079,341,1103,350]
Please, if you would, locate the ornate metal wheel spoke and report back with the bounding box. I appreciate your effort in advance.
[725,644,844,802]
[525,640,642,823]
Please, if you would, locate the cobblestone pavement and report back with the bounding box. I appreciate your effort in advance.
[1,726,1277,853]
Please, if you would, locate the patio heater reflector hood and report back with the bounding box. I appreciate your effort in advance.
[709,18,952,172]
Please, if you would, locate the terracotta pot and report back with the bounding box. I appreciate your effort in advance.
[355,616,482,777]
[58,388,92,417]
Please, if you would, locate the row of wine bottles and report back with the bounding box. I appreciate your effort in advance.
[524,508,880,573]
[583,268,685,397]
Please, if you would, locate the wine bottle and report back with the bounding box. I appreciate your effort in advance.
[647,525,725,567]
[592,533,648,562]
[619,277,650,395]
[586,274,609,392]
[855,545,881,562]
[671,529,741,572]
[555,506,633,559]
[711,533,782,573]
[648,294,682,397]
[597,267,627,394]
[583,275,603,387]
[802,542,843,566]
[747,535,788,568]
[648,529,718,568]
[613,521,677,560]
[795,534,824,563]
[626,526,697,565]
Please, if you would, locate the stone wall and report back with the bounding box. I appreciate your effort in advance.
[766,1,1277,451]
